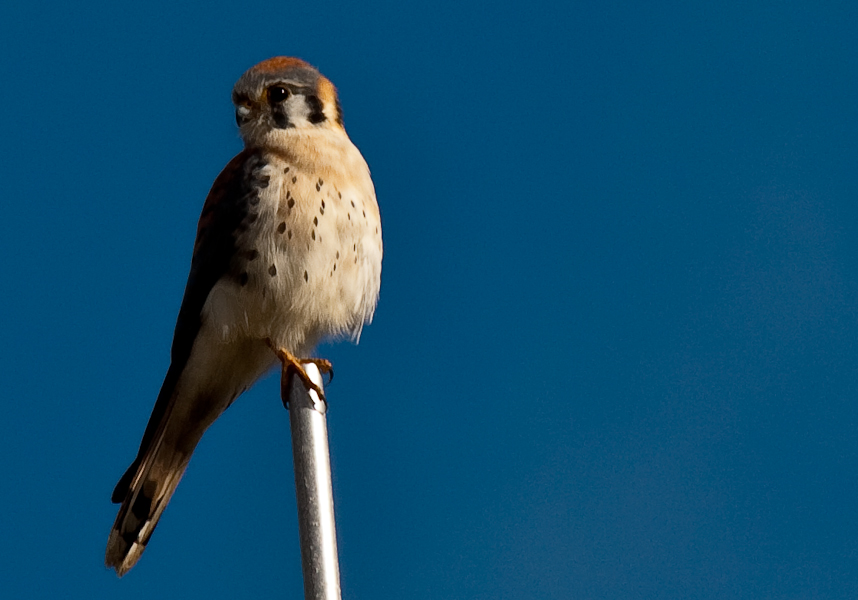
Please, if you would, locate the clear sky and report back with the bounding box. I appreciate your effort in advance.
[1,1,856,598]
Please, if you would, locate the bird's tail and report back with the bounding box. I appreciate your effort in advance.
[105,436,192,576]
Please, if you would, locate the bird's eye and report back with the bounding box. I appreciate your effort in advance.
[268,86,290,103]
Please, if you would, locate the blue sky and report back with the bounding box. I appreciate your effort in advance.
[1,1,856,598]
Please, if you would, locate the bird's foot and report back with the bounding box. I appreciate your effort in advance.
[266,340,333,404]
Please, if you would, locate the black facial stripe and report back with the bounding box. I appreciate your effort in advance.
[305,94,326,124]
[271,105,291,128]
[335,97,344,125]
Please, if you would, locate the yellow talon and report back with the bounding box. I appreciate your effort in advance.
[266,340,333,403]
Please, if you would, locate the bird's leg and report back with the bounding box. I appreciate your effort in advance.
[266,340,333,404]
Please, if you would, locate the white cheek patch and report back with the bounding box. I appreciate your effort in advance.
[285,96,312,127]
[236,105,251,119]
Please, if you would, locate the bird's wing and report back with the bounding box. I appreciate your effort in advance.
[111,149,259,500]
[106,149,263,575]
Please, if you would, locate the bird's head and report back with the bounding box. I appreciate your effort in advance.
[232,57,345,147]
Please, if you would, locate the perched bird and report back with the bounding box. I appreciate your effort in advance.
[105,57,382,576]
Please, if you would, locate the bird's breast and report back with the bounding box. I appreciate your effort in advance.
[203,148,382,354]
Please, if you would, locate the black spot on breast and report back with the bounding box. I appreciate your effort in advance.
[288,198,295,209]
[321,200,325,208]
[320,207,325,215]
[277,222,286,234]
[338,192,342,199]
[304,270,309,282]
[269,264,277,277]
[292,176,297,184]
[284,167,290,173]
[312,230,316,240]
[350,200,355,207]
[315,183,321,192]
[336,251,339,259]
[287,230,292,239]
[313,217,318,226]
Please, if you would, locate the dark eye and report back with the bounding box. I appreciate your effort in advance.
[268,86,290,103]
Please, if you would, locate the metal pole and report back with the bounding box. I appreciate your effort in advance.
[285,363,342,600]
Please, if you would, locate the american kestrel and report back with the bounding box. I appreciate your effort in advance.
[105,57,382,576]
